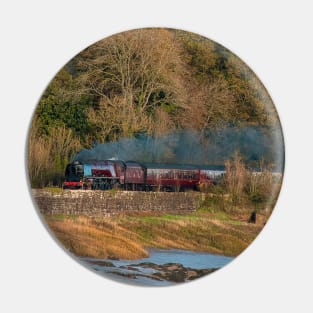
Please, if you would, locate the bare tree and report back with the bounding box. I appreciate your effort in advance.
[78,29,182,138]
[179,76,237,132]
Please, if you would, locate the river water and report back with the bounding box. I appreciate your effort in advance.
[79,249,234,286]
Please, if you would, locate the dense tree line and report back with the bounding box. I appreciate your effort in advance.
[28,28,283,187]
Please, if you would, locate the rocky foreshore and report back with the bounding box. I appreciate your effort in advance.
[87,259,217,283]
[130,262,217,282]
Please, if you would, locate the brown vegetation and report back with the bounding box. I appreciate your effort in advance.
[28,28,282,187]
[225,151,247,205]
[28,124,81,187]
[224,152,282,210]
[45,206,271,260]
[45,216,149,260]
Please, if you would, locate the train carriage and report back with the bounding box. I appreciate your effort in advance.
[124,161,146,190]
[145,163,202,191]
[198,165,226,185]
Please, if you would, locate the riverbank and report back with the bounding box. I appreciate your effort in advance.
[44,207,270,260]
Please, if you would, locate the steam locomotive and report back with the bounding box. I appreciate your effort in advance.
[63,159,225,191]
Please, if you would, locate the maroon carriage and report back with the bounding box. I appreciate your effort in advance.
[145,163,200,191]
[124,161,146,190]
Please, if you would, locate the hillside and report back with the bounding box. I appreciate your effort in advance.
[28,28,284,187]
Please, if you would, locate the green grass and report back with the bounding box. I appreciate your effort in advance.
[48,213,67,221]
[43,187,63,193]
[135,213,201,223]
[47,214,80,221]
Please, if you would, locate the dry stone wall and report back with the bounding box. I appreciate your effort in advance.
[32,189,201,217]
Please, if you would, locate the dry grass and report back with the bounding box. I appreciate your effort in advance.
[45,216,149,259]
[45,209,268,259]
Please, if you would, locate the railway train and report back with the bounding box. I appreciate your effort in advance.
[63,159,226,191]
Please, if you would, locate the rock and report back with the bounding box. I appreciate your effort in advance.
[167,270,186,283]
[108,271,137,279]
[132,262,159,269]
[187,268,217,280]
[88,260,115,267]
[125,261,218,283]
[186,270,198,280]
[119,266,140,272]
[163,263,182,271]
[108,256,120,261]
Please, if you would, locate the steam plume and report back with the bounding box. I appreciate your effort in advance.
[74,127,284,171]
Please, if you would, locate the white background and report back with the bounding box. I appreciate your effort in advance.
[1,1,312,312]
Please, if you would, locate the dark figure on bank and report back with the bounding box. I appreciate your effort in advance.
[249,211,257,223]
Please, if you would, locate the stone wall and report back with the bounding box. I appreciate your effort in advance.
[32,189,201,217]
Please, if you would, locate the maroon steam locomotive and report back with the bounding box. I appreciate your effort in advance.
[63,159,225,191]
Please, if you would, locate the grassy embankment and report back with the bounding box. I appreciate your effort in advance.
[44,192,273,260]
